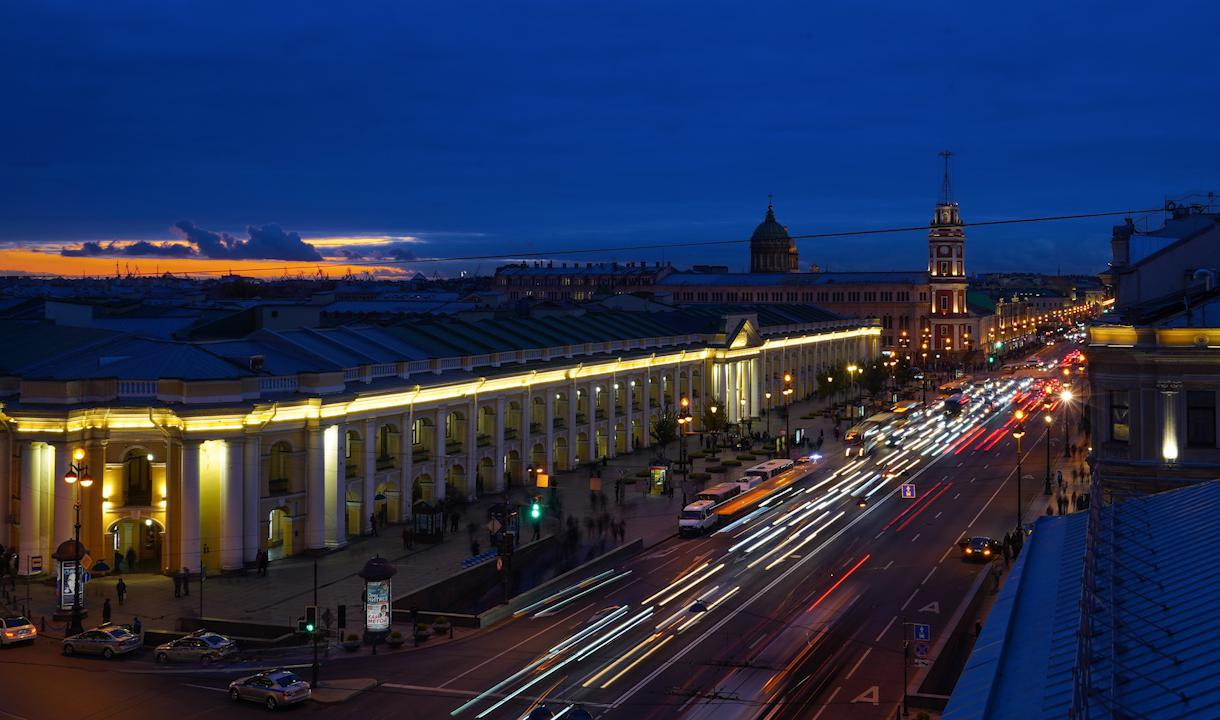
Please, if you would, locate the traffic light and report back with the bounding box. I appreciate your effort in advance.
[988,355,995,365]
[530,496,542,521]
[305,605,318,633]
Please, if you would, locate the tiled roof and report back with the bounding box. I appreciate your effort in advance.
[945,480,1220,720]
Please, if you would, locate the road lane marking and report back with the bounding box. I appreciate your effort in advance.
[910,533,920,542]
[921,567,937,586]
[968,475,1011,529]
[441,605,592,689]
[181,683,225,693]
[939,545,955,563]
[882,560,893,570]
[934,511,942,519]
[844,648,872,680]
[875,615,896,643]
[810,687,842,720]
[954,492,961,499]
[875,531,884,540]
[900,589,918,611]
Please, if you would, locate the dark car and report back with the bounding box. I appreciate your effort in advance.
[155,630,237,664]
[959,536,1002,561]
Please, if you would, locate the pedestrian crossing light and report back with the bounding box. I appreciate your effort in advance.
[530,497,542,521]
[988,355,995,364]
[305,605,318,633]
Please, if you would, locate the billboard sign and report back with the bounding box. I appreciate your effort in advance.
[365,579,391,632]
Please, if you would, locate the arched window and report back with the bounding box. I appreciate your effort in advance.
[269,442,292,494]
[124,448,152,506]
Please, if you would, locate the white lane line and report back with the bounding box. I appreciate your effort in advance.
[875,615,897,643]
[939,545,955,563]
[968,474,1011,529]
[875,531,885,540]
[440,603,592,688]
[883,560,893,570]
[956,462,964,468]
[181,683,225,693]
[810,687,842,720]
[910,533,920,543]
[921,567,937,586]
[844,648,873,680]
[954,492,961,500]
[984,464,989,469]
[900,589,918,611]
[934,511,942,519]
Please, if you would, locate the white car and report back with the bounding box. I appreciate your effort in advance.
[0,615,37,646]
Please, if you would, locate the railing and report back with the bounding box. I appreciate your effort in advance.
[371,363,397,378]
[470,354,492,367]
[407,360,431,373]
[439,358,463,370]
[476,434,491,447]
[343,368,362,382]
[445,441,463,455]
[260,376,299,393]
[504,428,518,440]
[117,380,158,398]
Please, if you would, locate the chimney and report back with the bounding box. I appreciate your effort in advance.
[1111,218,1134,268]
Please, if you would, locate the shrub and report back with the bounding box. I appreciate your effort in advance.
[721,459,741,467]
[388,631,403,640]
[736,454,755,461]
[690,472,711,482]
[688,451,706,460]
[707,465,726,474]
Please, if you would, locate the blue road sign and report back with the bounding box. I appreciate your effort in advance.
[901,483,917,499]
[914,641,930,658]
[913,623,931,642]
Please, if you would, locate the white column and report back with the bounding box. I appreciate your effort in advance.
[221,439,244,571]
[607,380,617,459]
[434,409,448,502]
[0,430,9,548]
[327,424,346,546]
[494,398,506,492]
[305,427,325,550]
[568,383,578,467]
[52,443,73,547]
[642,372,652,449]
[362,420,376,535]
[467,402,479,497]
[400,409,414,522]
[19,442,39,575]
[545,392,555,472]
[242,437,260,566]
[180,439,202,572]
[671,369,680,411]
[587,383,598,463]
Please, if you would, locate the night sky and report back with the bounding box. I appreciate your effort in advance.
[2,1,1216,276]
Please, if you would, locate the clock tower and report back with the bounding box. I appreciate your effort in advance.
[927,151,971,354]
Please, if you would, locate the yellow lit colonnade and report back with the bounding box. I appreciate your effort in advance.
[0,312,879,575]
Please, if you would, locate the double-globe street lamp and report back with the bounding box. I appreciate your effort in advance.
[764,391,772,438]
[1012,410,1027,530]
[1061,388,1074,457]
[781,373,794,457]
[62,448,93,636]
[677,397,694,501]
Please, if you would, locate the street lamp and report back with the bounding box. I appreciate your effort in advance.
[708,402,718,453]
[62,447,93,636]
[764,391,772,438]
[782,373,794,457]
[1043,407,1054,496]
[1061,388,1073,457]
[678,397,694,501]
[1012,411,1027,530]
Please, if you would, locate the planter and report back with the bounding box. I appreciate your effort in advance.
[386,633,405,649]
[341,634,361,652]
[432,623,452,637]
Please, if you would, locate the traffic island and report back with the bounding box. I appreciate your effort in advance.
[310,678,378,704]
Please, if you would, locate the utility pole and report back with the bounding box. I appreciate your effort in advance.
[312,557,319,686]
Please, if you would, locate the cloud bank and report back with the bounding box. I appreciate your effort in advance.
[60,222,325,261]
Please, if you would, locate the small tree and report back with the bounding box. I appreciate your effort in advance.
[861,361,887,396]
[651,408,679,459]
[816,364,844,399]
[702,399,726,453]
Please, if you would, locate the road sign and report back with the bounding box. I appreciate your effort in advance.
[486,518,502,534]
[30,555,43,573]
[913,623,931,642]
[901,483,917,499]
[914,641,930,658]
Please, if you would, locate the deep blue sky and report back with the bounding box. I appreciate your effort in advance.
[2,1,1217,275]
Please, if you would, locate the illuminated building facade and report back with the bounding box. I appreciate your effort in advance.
[0,307,878,575]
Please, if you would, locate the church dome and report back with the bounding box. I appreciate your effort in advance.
[751,205,791,246]
[750,202,799,273]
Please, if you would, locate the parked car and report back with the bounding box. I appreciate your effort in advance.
[155,629,237,664]
[62,625,142,658]
[958,536,1002,561]
[0,615,37,647]
[228,669,312,710]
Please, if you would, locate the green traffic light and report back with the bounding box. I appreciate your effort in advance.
[530,503,541,519]
[305,623,315,632]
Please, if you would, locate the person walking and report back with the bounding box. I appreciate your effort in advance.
[102,598,112,625]
[402,526,411,551]
[369,513,378,537]
[116,577,127,606]
[132,616,142,639]
[181,567,191,597]
[172,571,182,598]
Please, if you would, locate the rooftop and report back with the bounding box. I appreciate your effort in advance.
[659,270,928,287]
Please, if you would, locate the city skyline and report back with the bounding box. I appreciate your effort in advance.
[3,2,1217,277]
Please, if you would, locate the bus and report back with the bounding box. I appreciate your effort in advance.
[938,382,964,398]
[679,482,743,536]
[890,400,923,418]
[741,459,795,489]
[844,412,894,457]
[695,482,742,505]
[943,393,970,416]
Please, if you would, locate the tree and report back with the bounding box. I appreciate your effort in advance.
[861,361,887,396]
[702,399,726,452]
[650,408,679,459]
[816,364,844,399]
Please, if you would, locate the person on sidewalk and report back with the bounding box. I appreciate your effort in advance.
[126,547,136,572]
[172,571,182,598]
[369,513,378,537]
[132,616,142,639]
[102,598,112,625]
[402,527,412,550]
[116,577,127,606]
[181,567,191,596]
[114,550,124,574]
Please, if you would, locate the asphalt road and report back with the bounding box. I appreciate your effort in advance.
[0,341,1082,720]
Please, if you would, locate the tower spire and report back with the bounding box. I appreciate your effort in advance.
[939,149,954,205]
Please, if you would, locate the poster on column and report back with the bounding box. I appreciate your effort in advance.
[58,561,80,611]
[366,580,391,632]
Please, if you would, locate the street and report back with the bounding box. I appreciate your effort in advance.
[0,345,1084,720]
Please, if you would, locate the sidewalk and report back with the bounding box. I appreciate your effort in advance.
[1,392,846,637]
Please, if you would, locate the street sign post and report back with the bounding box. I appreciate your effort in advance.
[913,623,931,642]
[914,641,929,658]
[901,483,917,499]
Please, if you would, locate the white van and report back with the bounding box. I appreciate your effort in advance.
[679,500,720,536]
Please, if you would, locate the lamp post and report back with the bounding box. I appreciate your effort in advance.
[708,402,718,454]
[1012,411,1026,530]
[764,391,772,438]
[678,397,693,502]
[1043,408,1054,496]
[62,448,93,636]
[1061,388,1073,457]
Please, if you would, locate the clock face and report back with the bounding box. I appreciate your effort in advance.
[937,245,951,257]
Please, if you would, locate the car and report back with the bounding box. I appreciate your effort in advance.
[228,669,312,710]
[0,615,37,646]
[959,536,1002,561]
[62,625,142,658]
[155,629,237,664]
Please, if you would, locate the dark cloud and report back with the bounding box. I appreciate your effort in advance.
[60,240,195,257]
[173,221,323,261]
[326,240,420,261]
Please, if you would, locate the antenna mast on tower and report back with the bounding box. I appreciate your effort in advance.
[939,149,954,205]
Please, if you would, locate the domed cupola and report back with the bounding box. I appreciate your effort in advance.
[750,200,799,273]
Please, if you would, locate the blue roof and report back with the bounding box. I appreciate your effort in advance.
[658,271,927,286]
[945,480,1220,720]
